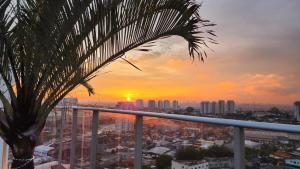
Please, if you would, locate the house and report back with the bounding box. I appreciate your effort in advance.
[143,147,171,158]
[171,160,209,169]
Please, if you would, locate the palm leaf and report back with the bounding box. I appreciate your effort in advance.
[0,0,215,143]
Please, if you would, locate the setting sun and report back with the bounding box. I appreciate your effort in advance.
[126,96,131,101]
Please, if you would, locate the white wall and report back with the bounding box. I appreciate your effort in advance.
[171,160,209,169]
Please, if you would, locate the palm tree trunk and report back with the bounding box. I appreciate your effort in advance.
[10,136,36,169]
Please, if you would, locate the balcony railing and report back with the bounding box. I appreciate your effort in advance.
[1,106,300,169]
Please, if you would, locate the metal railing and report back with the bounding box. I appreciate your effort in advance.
[66,106,300,169]
[2,106,300,169]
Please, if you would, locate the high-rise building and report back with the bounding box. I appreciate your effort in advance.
[201,101,210,114]
[135,99,144,109]
[158,100,164,111]
[116,101,134,110]
[148,100,156,111]
[163,100,171,110]
[210,101,217,114]
[227,100,236,114]
[172,100,179,110]
[294,101,300,121]
[218,100,225,114]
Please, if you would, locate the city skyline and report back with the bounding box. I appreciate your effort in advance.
[68,0,300,104]
[116,98,236,114]
[77,97,297,108]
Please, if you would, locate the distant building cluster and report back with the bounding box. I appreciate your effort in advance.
[146,99,180,111]
[116,101,135,110]
[115,99,180,112]
[113,99,300,124]
[115,99,235,114]
[200,100,236,114]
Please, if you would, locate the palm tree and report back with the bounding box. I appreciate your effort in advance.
[0,0,215,168]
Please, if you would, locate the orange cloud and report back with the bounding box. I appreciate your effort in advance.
[242,74,285,95]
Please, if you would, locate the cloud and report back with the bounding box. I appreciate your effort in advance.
[242,74,286,95]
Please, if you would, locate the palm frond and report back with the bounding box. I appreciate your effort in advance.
[0,0,215,139]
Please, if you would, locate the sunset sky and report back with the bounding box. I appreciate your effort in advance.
[70,0,300,105]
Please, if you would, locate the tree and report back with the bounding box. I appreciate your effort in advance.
[246,166,259,169]
[205,145,233,158]
[245,147,259,160]
[185,107,194,114]
[259,144,277,157]
[175,146,204,160]
[269,107,280,114]
[175,145,233,161]
[142,166,151,169]
[0,0,215,168]
[156,155,173,169]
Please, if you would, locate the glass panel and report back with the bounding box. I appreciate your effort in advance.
[6,107,300,169]
[97,112,135,169]
[142,118,233,169]
[34,109,73,168]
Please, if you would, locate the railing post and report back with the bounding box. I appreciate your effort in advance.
[0,139,8,169]
[234,127,245,169]
[58,110,65,166]
[90,110,99,169]
[134,115,143,169]
[70,108,78,169]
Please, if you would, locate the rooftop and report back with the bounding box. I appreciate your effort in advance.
[146,147,170,155]
[173,160,208,166]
